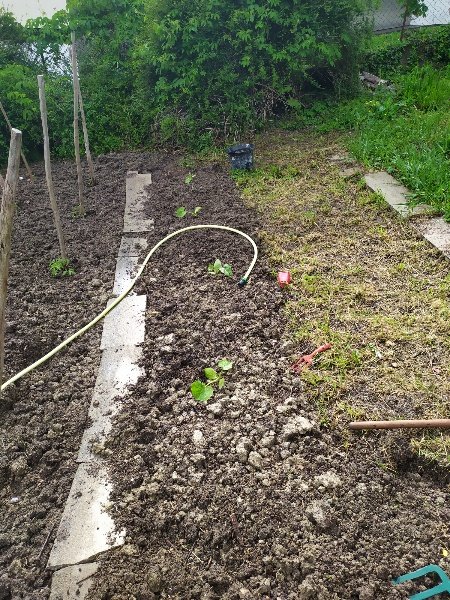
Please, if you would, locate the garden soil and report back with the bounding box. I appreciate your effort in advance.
[85,157,448,599]
[0,150,448,600]
[0,150,164,599]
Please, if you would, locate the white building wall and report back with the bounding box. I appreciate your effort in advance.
[0,0,66,23]
[373,0,450,31]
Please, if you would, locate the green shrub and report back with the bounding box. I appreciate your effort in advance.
[365,25,450,76]
[135,0,375,144]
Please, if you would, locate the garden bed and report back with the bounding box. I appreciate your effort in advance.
[1,138,448,600]
[86,148,448,599]
[0,150,156,599]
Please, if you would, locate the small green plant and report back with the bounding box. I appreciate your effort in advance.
[49,258,75,277]
[208,259,233,277]
[192,206,202,216]
[71,205,85,218]
[185,173,196,184]
[175,206,187,218]
[191,359,233,403]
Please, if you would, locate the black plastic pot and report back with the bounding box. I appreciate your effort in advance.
[227,143,254,170]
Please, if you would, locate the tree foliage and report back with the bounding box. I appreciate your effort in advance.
[137,0,375,142]
[1,0,376,161]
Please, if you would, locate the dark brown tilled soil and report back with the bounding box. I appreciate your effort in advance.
[87,158,449,599]
[0,151,161,599]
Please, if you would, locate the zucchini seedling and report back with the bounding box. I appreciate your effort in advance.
[208,259,233,277]
[191,359,233,403]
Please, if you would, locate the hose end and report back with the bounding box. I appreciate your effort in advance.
[238,277,248,288]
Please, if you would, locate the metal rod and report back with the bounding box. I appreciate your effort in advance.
[350,419,450,431]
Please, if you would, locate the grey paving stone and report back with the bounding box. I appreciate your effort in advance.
[50,563,98,599]
[112,256,140,296]
[77,346,144,462]
[340,166,361,179]
[364,171,435,218]
[124,172,154,233]
[47,463,125,568]
[414,217,450,259]
[100,295,146,350]
[118,236,148,257]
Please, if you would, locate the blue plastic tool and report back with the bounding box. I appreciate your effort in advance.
[393,564,450,599]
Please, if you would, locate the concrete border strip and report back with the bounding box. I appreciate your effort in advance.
[48,171,153,596]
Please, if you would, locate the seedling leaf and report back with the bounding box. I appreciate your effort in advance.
[190,380,214,403]
[218,359,233,371]
[204,367,218,380]
[218,377,225,389]
[192,206,202,216]
[220,263,233,277]
[185,173,196,184]
[175,206,187,218]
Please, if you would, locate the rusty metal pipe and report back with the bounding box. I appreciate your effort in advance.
[349,419,450,431]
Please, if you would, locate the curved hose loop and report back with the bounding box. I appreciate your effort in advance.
[1,224,258,391]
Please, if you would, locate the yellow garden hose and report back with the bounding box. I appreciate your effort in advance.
[1,225,258,392]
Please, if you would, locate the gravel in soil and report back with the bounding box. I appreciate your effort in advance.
[86,155,449,600]
[0,151,159,599]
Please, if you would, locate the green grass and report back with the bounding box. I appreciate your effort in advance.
[284,64,450,216]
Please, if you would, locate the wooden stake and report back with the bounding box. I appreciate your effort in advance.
[78,87,95,184]
[71,32,85,215]
[349,419,450,431]
[37,75,67,259]
[0,128,22,393]
[0,99,34,181]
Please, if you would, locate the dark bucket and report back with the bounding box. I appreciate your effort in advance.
[227,143,254,170]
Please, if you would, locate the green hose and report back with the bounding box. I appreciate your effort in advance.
[1,224,258,392]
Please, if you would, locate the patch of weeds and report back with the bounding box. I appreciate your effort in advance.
[184,173,196,184]
[208,259,233,277]
[411,434,450,469]
[190,359,233,403]
[175,206,187,218]
[71,205,85,218]
[49,258,75,277]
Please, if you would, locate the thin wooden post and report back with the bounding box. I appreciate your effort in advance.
[37,75,67,259]
[0,128,22,393]
[0,99,34,181]
[78,87,95,184]
[71,32,85,214]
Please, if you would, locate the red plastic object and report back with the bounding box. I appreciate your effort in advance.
[292,343,332,373]
[277,271,292,288]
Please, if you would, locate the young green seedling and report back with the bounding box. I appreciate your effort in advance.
[192,206,202,217]
[208,259,233,277]
[190,359,233,403]
[185,173,196,184]
[49,258,75,277]
[175,206,187,218]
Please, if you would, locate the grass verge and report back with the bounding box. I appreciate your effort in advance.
[234,129,450,468]
[283,64,450,217]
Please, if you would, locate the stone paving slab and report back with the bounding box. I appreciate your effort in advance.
[47,462,125,568]
[100,295,146,350]
[77,346,144,462]
[118,236,148,257]
[124,172,154,233]
[414,217,450,259]
[364,171,435,218]
[49,563,98,599]
[112,256,140,296]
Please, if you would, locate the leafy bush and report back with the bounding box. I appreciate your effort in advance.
[136,0,375,144]
[365,25,450,76]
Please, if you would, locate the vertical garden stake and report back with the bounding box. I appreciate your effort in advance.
[72,32,95,185]
[37,75,67,259]
[0,128,22,394]
[71,32,85,215]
